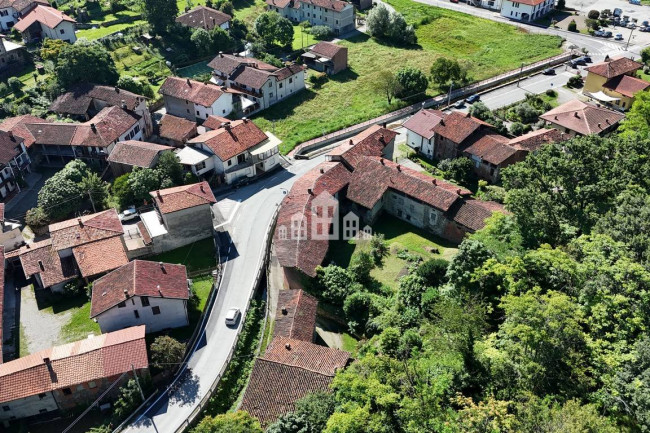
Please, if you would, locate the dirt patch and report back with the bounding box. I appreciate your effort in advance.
[19,287,72,354]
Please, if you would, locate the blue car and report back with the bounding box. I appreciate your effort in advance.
[465,94,480,104]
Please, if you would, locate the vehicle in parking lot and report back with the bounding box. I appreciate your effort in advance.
[225,308,241,326]
[542,68,555,75]
[465,94,480,104]
[630,0,641,5]
[119,206,138,222]
[613,8,622,16]
[593,30,604,37]
[627,22,636,29]
[454,99,464,108]
[615,33,624,40]
[603,31,613,37]
[582,56,592,63]
[641,26,650,32]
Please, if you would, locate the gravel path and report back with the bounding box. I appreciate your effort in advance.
[19,287,71,354]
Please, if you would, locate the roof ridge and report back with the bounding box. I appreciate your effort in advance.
[257,357,337,377]
[288,290,302,339]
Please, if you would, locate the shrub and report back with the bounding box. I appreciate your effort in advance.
[587,9,599,19]
[438,157,474,186]
[416,258,449,288]
[309,25,333,40]
[641,46,650,64]
[567,19,577,32]
[567,74,583,88]
[585,18,599,30]
[514,102,540,124]
[395,67,428,100]
[509,121,532,136]
[7,77,22,94]
[545,88,557,97]
[469,101,492,121]
[308,72,328,89]
[62,279,84,297]
[150,336,186,371]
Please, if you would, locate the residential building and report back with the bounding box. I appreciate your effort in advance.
[157,114,198,147]
[175,146,214,178]
[176,5,231,30]
[403,109,493,160]
[0,0,47,31]
[159,77,236,122]
[539,99,625,136]
[50,84,153,137]
[0,36,27,72]
[468,0,502,10]
[583,56,648,110]
[107,140,173,177]
[0,326,148,425]
[265,0,355,34]
[90,261,190,334]
[240,336,350,427]
[301,41,348,75]
[18,209,128,291]
[13,4,76,43]
[0,114,43,163]
[187,118,282,184]
[139,181,216,253]
[208,53,305,114]
[0,204,23,252]
[274,289,318,342]
[0,130,30,201]
[24,106,143,167]
[500,0,554,22]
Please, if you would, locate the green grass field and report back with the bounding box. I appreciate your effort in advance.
[76,20,147,40]
[60,302,101,343]
[292,25,317,50]
[148,238,217,272]
[253,1,562,154]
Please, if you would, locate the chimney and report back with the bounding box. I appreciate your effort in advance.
[219,51,223,57]
[465,112,471,118]
[77,217,83,227]
[159,262,166,274]
[281,306,288,315]
[380,158,384,165]
[242,117,248,123]
[220,86,227,91]
[114,86,120,93]
[574,112,579,118]
[397,164,401,172]
[121,99,127,110]
[285,343,291,350]
[123,289,129,298]
[158,285,163,297]
[320,168,325,174]
[598,123,602,129]
[90,123,96,133]
[348,139,353,145]
[606,119,611,124]
[43,357,50,365]
[200,183,205,193]
[222,122,231,130]
[212,17,216,26]
[308,188,314,195]
[440,119,445,126]
[157,190,163,201]
[38,260,44,271]
[457,188,462,195]
[432,178,437,185]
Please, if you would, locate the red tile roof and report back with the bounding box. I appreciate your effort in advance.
[300,0,349,12]
[540,99,625,135]
[448,199,506,231]
[433,111,491,144]
[202,115,231,131]
[508,128,568,151]
[402,109,445,140]
[510,0,547,5]
[309,41,347,59]
[265,0,292,7]
[602,74,650,98]
[159,77,229,107]
[91,260,189,318]
[346,157,462,211]
[0,203,4,225]
[0,114,43,148]
[0,246,4,364]
[585,56,642,79]
[50,84,146,116]
[158,114,197,144]
[0,326,148,404]
[0,0,47,12]
[275,64,305,81]
[49,209,124,250]
[14,5,75,32]
[107,140,173,168]
[327,124,398,169]
[208,53,277,76]
[188,119,269,161]
[176,6,231,30]
[0,131,23,165]
[150,181,216,214]
[274,290,318,342]
[229,66,274,90]
[463,133,516,165]
[72,236,129,279]
[18,239,77,288]
[240,336,349,426]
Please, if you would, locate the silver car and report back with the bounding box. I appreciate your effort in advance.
[225,308,241,326]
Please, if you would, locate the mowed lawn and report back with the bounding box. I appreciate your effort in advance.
[253,2,562,154]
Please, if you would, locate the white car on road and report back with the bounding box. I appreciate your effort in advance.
[225,308,241,326]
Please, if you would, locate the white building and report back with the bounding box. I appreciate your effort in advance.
[13,4,76,43]
[0,0,47,31]
[500,0,554,22]
[265,0,355,35]
[90,260,190,334]
[187,118,282,184]
[159,77,236,122]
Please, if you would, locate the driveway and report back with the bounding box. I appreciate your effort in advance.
[19,287,72,354]
[5,169,56,222]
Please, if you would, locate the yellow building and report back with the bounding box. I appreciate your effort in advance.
[584,56,649,110]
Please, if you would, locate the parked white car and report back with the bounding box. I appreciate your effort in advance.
[119,206,138,222]
[225,308,241,326]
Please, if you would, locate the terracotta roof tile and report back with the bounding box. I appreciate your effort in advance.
[602,74,650,98]
[188,119,269,161]
[0,115,42,148]
[508,128,568,151]
[207,53,277,76]
[107,140,173,168]
[176,6,231,30]
[540,100,625,135]
[309,41,346,59]
[49,209,124,250]
[273,290,318,342]
[447,199,506,231]
[0,326,148,404]
[202,115,231,130]
[327,124,398,169]
[14,5,75,32]
[0,247,4,363]
[229,66,274,89]
[19,239,77,287]
[264,337,349,376]
[402,109,445,140]
[72,236,128,279]
[90,260,189,317]
[0,131,23,165]
[300,0,349,12]
[50,84,146,116]
[159,77,228,107]
[265,0,292,8]
[158,114,197,143]
[0,0,47,11]
[585,57,642,79]
[150,181,216,214]
[275,63,304,81]
[433,111,491,144]
[463,133,516,165]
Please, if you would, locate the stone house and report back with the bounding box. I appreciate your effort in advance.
[0,0,47,31]
[90,261,190,334]
[107,140,173,177]
[265,0,355,34]
[157,114,198,147]
[0,130,29,201]
[0,36,27,73]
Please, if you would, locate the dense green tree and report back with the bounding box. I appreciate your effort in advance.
[191,28,213,55]
[395,67,428,100]
[349,250,374,284]
[416,258,448,288]
[514,396,618,432]
[446,239,494,294]
[193,411,263,433]
[156,151,184,186]
[117,75,155,99]
[128,167,160,204]
[112,379,143,420]
[620,91,650,137]
[112,173,134,209]
[314,265,357,304]
[343,291,372,335]
[430,57,467,88]
[55,39,119,89]
[437,156,474,186]
[266,412,310,433]
[468,101,492,121]
[373,70,401,105]
[366,4,390,38]
[254,12,293,48]
[293,391,337,432]
[39,38,67,61]
[80,172,109,211]
[150,336,185,371]
[38,177,84,220]
[369,234,388,265]
[144,0,178,33]
[397,274,429,311]
[642,46,650,63]
[386,12,416,45]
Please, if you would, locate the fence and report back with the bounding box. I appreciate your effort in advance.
[290,50,577,159]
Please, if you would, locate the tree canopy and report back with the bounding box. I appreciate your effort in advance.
[55,39,119,89]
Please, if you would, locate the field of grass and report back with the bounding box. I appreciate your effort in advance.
[89,10,141,24]
[76,20,147,40]
[148,238,217,272]
[292,25,317,50]
[60,302,101,343]
[253,1,562,153]
[232,0,266,25]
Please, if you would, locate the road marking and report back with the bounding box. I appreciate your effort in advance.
[214,201,242,230]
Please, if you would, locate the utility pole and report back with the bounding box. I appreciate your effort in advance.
[88,190,96,213]
[447,81,454,107]
[625,27,635,51]
[131,364,146,401]
[517,62,525,87]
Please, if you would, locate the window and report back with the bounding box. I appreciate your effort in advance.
[38,393,46,399]
[270,92,273,98]
[336,19,338,24]
[118,301,126,308]
[268,82,272,88]
[227,160,232,166]
[152,306,161,315]
[206,113,209,119]
[237,154,246,164]
[134,125,140,133]
[60,29,65,34]
[2,406,9,412]
[134,310,140,319]
[62,388,72,395]
[141,296,150,307]
[279,82,283,88]
[196,110,200,115]
[186,109,190,113]
[196,161,206,171]
[289,78,293,84]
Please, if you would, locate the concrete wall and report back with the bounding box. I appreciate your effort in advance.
[154,204,215,252]
[164,94,195,120]
[405,130,433,159]
[0,392,58,422]
[0,227,23,252]
[38,21,76,43]
[298,2,354,34]
[96,295,189,334]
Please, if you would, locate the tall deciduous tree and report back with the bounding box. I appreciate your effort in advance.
[192,411,262,433]
[430,57,467,88]
[374,70,401,105]
[395,67,428,100]
[144,0,179,34]
[55,39,119,89]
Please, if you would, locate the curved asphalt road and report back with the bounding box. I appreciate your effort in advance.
[123,157,323,433]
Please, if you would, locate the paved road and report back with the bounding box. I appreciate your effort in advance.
[123,157,323,433]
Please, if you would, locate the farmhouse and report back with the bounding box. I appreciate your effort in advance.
[13,4,76,43]
[159,77,236,121]
[90,261,190,334]
[157,114,198,147]
[0,326,148,425]
[176,5,231,31]
[107,140,173,176]
[0,130,30,201]
[301,41,348,75]
[0,0,47,31]
[500,0,553,22]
